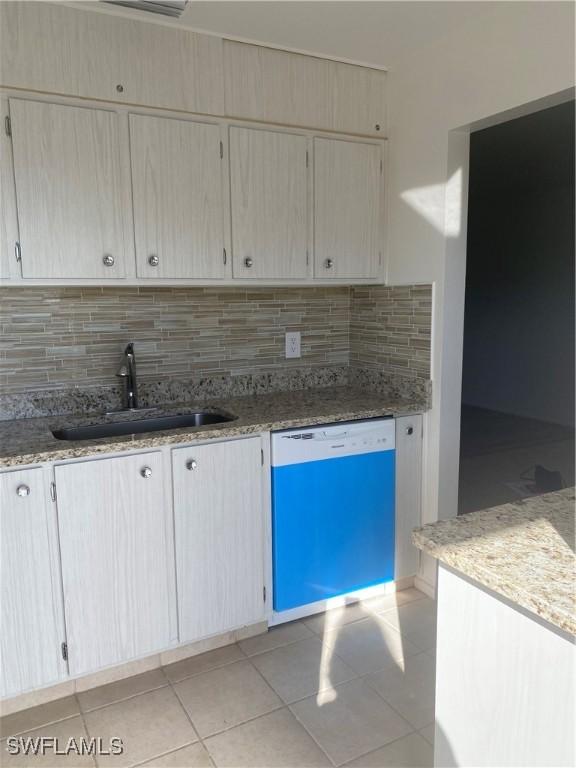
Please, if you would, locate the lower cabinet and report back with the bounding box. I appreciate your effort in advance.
[395,415,423,580]
[0,468,66,698]
[55,451,175,677]
[172,437,266,642]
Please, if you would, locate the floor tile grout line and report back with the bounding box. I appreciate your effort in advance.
[170,648,334,766]
[75,693,98,768]
[166,676,216,766]
[287,677,419,768]
[303,594,432,637]
[238,630,317,658]
[0,709,81,741]
[129,739,201,768]
[163,644,246,685]
[286,702,339,767]
[357,662,434,735]
[338,728,429,768]
[77,680,171,715]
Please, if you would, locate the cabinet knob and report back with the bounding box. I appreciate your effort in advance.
[244,257,253,268]
[324,258,334,269]
[116,84,124,93]
[148,255,159,267]
[406,426,414,436]
[140,466,153,479]
[16,484,30,497]
[102,254,115,267]
[186,459,198,471]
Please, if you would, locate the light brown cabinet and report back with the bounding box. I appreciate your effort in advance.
[130,114,228,279]
[172,437,265,643]
[55,452,174,677]
[230,127,309,279]
[314,137,382,279]
[224,41,386,137]
[0,2,224,115]
[0,468,66,698]
[10,98,127,279]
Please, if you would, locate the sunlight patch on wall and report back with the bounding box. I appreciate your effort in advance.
[401,169,463,238]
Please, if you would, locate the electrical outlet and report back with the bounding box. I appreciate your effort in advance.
[285,331,301,359]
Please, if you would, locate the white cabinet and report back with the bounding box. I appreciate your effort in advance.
[172,437,265,642]
[230,127,309,279]
[55,452,175,677]
[314,137,382,279]
[0,2,224,115]
[0,468,66,697]
[224,41,386,137]
[395,415,423,579]
[10,99,128,279]
[130,114,227,279]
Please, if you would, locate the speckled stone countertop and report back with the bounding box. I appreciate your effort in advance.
[0,386,425,469]
[413,488,576,635]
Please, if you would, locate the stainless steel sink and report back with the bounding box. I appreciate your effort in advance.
[51,410,237,441]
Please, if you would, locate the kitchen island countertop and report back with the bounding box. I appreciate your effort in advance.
[413,487,575,634]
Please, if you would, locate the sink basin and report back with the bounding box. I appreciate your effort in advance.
[51,410,237,441]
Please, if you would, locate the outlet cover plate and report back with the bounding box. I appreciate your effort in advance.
[285,331,301,359]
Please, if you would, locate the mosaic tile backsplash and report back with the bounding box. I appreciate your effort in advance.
[351,284,432,378]
[0,284,432,396]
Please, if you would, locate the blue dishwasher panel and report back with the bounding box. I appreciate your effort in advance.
[272,449,395,612]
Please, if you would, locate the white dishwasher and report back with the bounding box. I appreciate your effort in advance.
[271,418,396,622]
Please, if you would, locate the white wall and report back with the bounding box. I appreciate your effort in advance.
[385,2,575,587]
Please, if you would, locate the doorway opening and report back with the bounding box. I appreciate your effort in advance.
[458,101,575,515]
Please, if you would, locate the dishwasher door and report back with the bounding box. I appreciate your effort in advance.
[271,419,395,613]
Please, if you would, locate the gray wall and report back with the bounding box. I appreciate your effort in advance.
[462,101,575,427]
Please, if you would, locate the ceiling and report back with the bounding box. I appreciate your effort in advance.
[76,1,507,70]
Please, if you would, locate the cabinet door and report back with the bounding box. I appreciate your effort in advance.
[172,438,265,642]
[0,2,224,115]
[230,127,308,279]
[55,453,174,676]
[10,99,127,279]
[224,41,386,137]
[225,42,331,131]
[1,468,66,697]
[395,415,423,579]
[314,137,381,279]
[130,115,226,279]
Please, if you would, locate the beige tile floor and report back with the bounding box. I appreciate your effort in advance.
[1,589,436,768]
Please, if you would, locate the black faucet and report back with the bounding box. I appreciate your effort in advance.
[116,342,138,410]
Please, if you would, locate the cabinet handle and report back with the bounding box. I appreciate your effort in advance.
[140,466,153,479]
[16,484,30,497]
[324,258,334,269]
[102,254,115,267]
[244,257,253,268]
[148,255,159,267]
[186,459,198,471]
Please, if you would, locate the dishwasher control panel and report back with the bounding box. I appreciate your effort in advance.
[272,418,395,466]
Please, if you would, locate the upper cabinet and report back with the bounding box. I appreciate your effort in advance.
[10,99,128,279]
[314,137,382,279]
[230,127,309,279]
[130,114,228,279]
[1,4,387,285]
[224,41,386,137]
[0,1,224,115]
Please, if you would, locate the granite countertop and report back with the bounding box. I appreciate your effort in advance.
[413,488,575,635]
[0,385,425,468]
